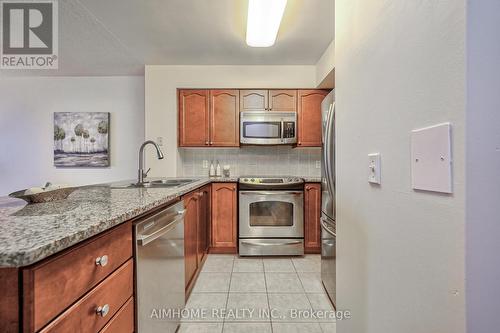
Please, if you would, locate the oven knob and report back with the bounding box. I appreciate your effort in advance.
[243,178,248,182]
[251,178,255,182]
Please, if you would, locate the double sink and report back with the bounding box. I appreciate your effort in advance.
[112,178,199,189]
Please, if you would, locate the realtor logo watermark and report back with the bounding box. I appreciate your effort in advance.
[0,0,58,69]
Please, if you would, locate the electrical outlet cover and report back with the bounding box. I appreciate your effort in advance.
[411,123,452,193]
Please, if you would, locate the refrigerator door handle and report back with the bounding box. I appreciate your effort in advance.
[324,103,335,197]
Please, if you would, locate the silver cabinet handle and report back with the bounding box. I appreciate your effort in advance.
[96,304,110,317]
[95,255,108,267]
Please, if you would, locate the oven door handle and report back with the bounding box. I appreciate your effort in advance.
[241,240,303,247]
[239,191,303,195]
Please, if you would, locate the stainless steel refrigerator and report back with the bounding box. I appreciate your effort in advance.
[320,90,336,307]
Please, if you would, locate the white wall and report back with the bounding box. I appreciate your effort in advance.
[466,1,500,332]
[145,65,317,177]
[335,1,465,332]
[316,39,335,88]
[0,76,144,195]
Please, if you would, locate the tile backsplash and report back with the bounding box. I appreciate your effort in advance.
[178,146,321,177]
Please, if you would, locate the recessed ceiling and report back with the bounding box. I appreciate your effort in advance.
[1,0,334,76]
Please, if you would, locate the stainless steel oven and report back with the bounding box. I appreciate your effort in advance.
[239,177,304,256]
[240,111,297,145]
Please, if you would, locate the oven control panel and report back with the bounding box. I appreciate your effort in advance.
[239,177,304,187]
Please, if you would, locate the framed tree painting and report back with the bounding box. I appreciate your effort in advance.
[54,112,110,167]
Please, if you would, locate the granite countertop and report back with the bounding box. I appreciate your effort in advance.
[0,175,318,268]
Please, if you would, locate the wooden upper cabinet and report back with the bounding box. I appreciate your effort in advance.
[304,183,322,254]
[179,89,209,147]
[269,90,297,112]
[210,90,240,147]
[297,89,330,147]
[240,90,268,111]
[211,183,237,251]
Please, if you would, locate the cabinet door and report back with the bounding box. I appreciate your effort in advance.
[304,183,322,253]
[240,90,268,111]
[183,192,199,288]
[178,89,209,147]
[269,90,297,112]
[297,90,330,147]
[197,185,211,264]
[210,90,240,147]
[211,183,238,252]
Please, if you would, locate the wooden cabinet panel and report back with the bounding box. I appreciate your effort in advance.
[197,185,211,264]
[99,297,134,333]
[210,90,240,146]
[269,90,297,112]
[240,90,268,111]
[0,268,19,333]
[183,192,199,288]
[304,183,322,253]
[179,89,209,147]
[39,260,133,333]
[211,183,237,252]
[297,90,330,147]
[23,222,132,333]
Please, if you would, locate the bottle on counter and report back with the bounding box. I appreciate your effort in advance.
[223,165,231,178]
[209,160,215,177]
[216,160,221,177]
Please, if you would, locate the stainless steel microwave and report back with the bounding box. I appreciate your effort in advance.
[240,111,297,145]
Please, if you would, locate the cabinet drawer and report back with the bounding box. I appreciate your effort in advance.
[39,260,134,333]
[99,297,134,333]
[23,222,132,332]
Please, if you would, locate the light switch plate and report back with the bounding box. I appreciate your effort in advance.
[411,123,452,193]
[156,137,163,146]
[368,153,381,184]
[315,160,321,169]
[202,160,209,169]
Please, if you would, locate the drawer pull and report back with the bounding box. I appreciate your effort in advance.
[95,255,109,267]
[96,304,110,317]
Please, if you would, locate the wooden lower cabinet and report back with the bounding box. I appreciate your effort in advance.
[39,260,133,333]
[183,184,212,296]
[211,183,238,253]
[99,297,134,333]
[22,222,133,333]
[0,268,19,333]
[183,191,200,290]
[197,185,211,263]
[304,183,322,254]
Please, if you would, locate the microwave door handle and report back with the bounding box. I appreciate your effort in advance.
[280,120,284,141]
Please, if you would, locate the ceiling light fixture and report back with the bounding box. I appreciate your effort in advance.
[246,0,287,47]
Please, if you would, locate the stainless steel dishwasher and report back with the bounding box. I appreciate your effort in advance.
[135,201,186,333]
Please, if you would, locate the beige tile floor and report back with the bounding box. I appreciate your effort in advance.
[179,254,336,333]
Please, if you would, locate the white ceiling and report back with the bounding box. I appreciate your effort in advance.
[2,0,334,76]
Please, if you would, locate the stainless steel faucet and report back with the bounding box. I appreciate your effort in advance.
[138,140,164,185]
